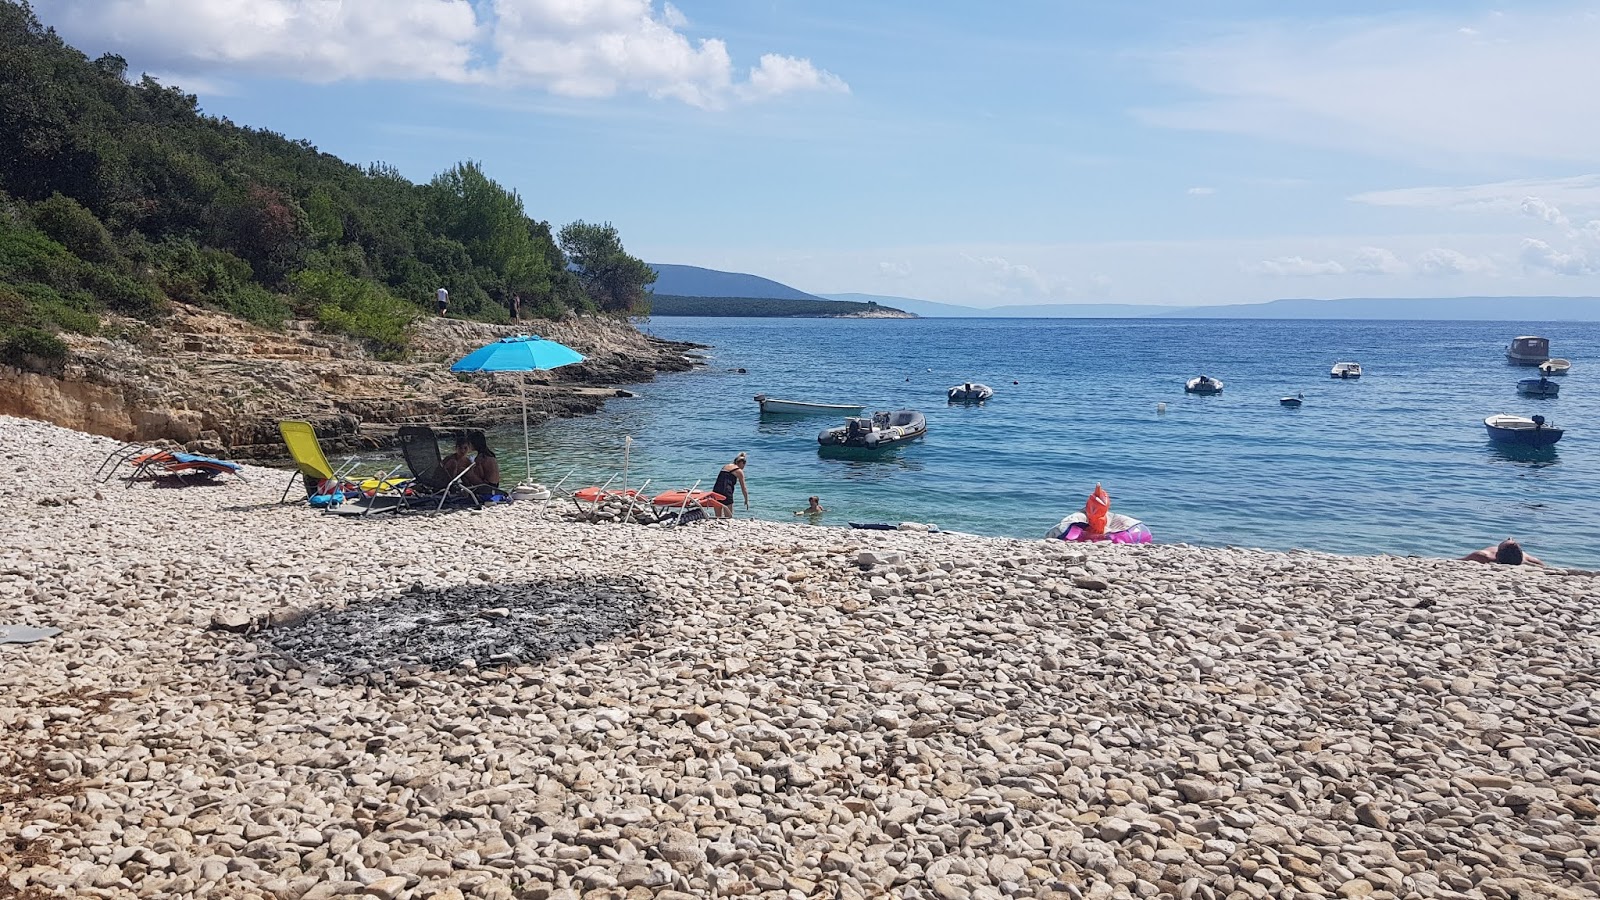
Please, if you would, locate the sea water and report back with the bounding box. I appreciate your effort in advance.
[491,317,1600,570]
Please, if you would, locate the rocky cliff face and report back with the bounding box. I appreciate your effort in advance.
[0,306,699,458]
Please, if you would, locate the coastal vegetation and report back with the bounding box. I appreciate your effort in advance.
[647,295,911,317]
[0,0,655,367]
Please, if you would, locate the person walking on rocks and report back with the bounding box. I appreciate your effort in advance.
[435,286,449,317]
[509,292,521,322]
[1462,538,1545,567]
[710,453,749,519]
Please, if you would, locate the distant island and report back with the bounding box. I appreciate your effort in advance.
[647,295,915,318]
[645,264,1600,321]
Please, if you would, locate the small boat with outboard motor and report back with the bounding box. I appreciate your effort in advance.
[754,394,865,417]
[818,409,927,449]
[947,382,994,403]
[1280,393,1304,408]
[1539,358,1571,375]
[1185,375,1223,395]
[1330,361,1362,379]
[1517,377,1560,398]
[1484,414,1563,447]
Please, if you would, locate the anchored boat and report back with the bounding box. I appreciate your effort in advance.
[1330,362,1362,379]
[1506,336,1551,366]
[818,410,927,449]
[947,382,994,403]
[1185,375,1224,395]
[754,394,865,417]
[1484,414,1563,447]
[1540,358,1572,375]
[1517,377,1560,398]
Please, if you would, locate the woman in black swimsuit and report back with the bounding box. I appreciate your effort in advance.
[711,452,749,518]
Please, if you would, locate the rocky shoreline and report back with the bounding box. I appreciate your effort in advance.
[0,306,701,459]
[2,415,1598,900]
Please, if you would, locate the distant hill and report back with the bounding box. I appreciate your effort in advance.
[1162,297,1600,321]
[821,293,986,317]
[823,293,1181,317]
[649,264,819,300]
[648,295,913,318]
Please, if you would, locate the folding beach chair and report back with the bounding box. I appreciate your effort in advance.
[649,480,726,525]
[397,425,481,511]
[570,475,654,521]
[278,421,365,503]
[95,446,246,487]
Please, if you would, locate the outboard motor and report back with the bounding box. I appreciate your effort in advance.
[873,411,890,429]
[846,417,869,440]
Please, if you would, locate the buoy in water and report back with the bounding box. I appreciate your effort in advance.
[1157,402,1167,415]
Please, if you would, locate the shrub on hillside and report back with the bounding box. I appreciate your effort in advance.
[293,269,418,358]
[0,325,68,370]
[32,193,117,264]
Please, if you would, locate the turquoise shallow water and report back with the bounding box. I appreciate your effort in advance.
[489,317,1600,569]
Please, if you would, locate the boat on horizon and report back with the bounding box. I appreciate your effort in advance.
[1330,362,1362,379]
[1507,336,1551,366]
[754,394,865,417]
[947,382,994,403]
[818,410,927,449]
[1517,377,1560,398]
[1540,358,1572,375]
[1185,375,1223,395]
[1485,414,1563,447]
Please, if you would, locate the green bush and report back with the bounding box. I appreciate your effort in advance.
[0,326,68,369]
[32,193,116,264]
[293,269,417,358]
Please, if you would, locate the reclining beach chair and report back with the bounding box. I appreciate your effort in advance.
[96,444,245,487]
[571,475,654,522]
[649,481,725,525]
[278,421,364,503]
[397,425,480,511]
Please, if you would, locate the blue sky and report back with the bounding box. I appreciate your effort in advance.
[35,0,1600,306]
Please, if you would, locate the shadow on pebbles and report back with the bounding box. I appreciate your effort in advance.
[263,577,657,679]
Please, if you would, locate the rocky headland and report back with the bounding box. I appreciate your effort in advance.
[2,415,1597,900]
[0,307,700,459]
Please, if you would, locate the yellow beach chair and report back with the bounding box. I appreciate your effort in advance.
[278,420,364,503]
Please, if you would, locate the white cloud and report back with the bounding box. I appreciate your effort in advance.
[739,54,849,102]
[1416,248,1493,277]
[1246,256,1346,277]
[1350,246,1408,276]
[963,253,1057,298]
[40,0,481,82]
[1140,9,1600,163]
[1520,239,1596,276]
[1520,197,1570,227]
[37,0,848,107]
[878,260,912,278]
[1186,186,1216,197]
[1352,175,1600,213]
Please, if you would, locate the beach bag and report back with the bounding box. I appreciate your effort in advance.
[1085,484,1110,535]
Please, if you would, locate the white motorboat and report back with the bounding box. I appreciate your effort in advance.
[1506,336,1551,366]
[1280,393,1304,408]
[818,410,927,449]
[947,382,994,403]
[754,394,865,416]
[1185,375,1223,395]
[1330,362,1362,379]
[1540,358,1571,375]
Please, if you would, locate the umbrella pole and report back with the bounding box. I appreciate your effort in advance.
[521,374,532,485]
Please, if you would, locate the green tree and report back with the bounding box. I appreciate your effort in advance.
[557,220,656,314]
[425,161,553,311]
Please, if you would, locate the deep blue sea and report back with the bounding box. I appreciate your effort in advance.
[494,317,1600,569]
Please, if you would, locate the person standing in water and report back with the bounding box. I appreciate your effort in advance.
[711,453,749,518]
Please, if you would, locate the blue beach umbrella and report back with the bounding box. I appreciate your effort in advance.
[450,336,587,484]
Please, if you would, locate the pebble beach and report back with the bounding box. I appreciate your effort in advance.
[2,414,1598,900]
